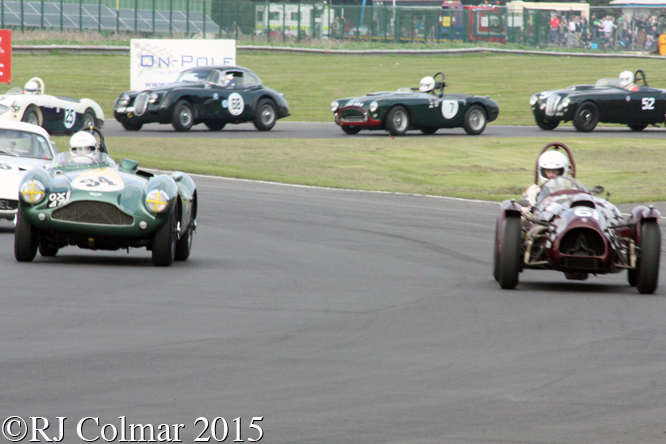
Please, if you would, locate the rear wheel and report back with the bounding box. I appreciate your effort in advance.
[253,98,277,131]
[463,105,487,135]
[573,102,599,132]
[81,109,96,130]
[14,206,38,262]
[628,124,648,131]
[152,210,176,266]
[636,221,661,294]
[535,117,559,130]
[385,106,410,136]
[497,217,522,289]
[171,100,194,132]
[341,126,361,135]
[21,107,40,126]
[493,218,501,282]
[122,122,143,131]
[175,225,193,261]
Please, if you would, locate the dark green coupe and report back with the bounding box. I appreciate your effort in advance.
[114,65,290,132]
[331,72,499,136]
[15,128,197,266]
[530,69,665,132]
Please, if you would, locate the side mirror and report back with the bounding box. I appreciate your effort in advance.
[591,185,605,195]
[119,158,139,172]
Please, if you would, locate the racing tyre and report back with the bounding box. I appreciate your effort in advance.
[493,218,501,282]
[420,127,438,135]
[122,122,143,131]
[535,117,559,130]
[81,109,96,130]
[573,102,599,132]
[152,209,177,266]
[636,221,661,294]
[175,225,193,261]
[171,100,194,132]
[253,98,277,131]
[15,206,38,262]
[342,126,361,135]
[205,121,226,131]
[628,124,648,131]
[21,107,40,126]
[497,216,522,289]
[39,243,58,257]
[385,106,410,136]
[463,105,487,135]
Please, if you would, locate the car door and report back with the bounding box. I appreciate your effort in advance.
[213,70,258,121]
[624,88,664,124]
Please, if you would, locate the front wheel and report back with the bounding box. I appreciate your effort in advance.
[342,126,361,135]
[171,100,194,132]
[463,105,487,135]
[253,98,277,131]
[122,122,143,131]
[15,206,38,262]
[497,217,522,289]
[636,221,661,294]
[535,117,559,130]
[385,106,410,136]
[21,107,40,126]
[152,210,176,266]
[573,102,599,132]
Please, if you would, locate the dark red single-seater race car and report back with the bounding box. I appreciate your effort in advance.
[493,142,661,294]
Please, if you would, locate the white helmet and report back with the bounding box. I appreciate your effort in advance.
[24,80,40,94]
[69,131,97,156]
[419,76,436,93]
[538,150,569,184]
[619,70,634,88]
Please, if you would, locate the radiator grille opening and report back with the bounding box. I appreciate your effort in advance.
[52,201,134,226]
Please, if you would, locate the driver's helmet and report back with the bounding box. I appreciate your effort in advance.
[538,150,569,185]
[618,70,634,88]
[69,131,97,157]
[24,80,40,94]
[419,76,436,93]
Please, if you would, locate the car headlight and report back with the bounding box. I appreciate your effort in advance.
[331,101,339,112]
[117,94,131,106]
[529,95,537,106]
[148,92,160,104]
[146,189,169,213]
[369,101,378,112]
[559,97,570,109]
[19,180,45,205]
[10,101,20,112]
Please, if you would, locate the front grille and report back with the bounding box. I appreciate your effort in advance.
[134,93,149,116]
[52,201,134,226]
[545,94,561,116]
[340,108,366,123]
[0,198,18,210]
[561,256,603,270]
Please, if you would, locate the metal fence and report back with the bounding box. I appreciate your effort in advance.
[3,0,666,52]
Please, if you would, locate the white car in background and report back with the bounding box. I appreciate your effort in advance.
[0,77,104,134]
[0,121,58,224]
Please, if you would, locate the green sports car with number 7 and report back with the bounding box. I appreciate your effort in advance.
[15,127,197,266]
[331,72,499,136]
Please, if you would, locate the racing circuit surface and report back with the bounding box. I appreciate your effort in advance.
[103,120,666,138]
[3,175,666,443]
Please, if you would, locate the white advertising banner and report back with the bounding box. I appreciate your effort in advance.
[129,39,236,91]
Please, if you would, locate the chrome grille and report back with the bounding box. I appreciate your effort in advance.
[340,108,366,123]
[134,93,149,116]
[52,201,134,226]
[545,94,561,116]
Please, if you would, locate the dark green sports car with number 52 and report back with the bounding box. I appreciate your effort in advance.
[530,69,665,132]
[331,72,499,136]
[114,65,290,132]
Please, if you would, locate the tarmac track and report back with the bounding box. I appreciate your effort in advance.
[3,125,666,443]
[102,120,666,138]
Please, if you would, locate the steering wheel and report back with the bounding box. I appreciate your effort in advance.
[534,142,576,184]
[65,155,96,164]
[433,72,446,94]
[79,125,109,155]
[634,69,648,87]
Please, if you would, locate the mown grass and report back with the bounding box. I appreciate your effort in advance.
[48,134,666,204]
[11,48,666,203]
